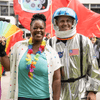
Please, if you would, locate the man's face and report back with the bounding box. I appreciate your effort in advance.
[56,16,74,31]
[91,37,96,44]
[47,34,50,39]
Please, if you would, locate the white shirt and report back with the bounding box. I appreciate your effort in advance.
[7,39,62,100]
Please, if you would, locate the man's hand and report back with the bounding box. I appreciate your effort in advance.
[87,92,96,100]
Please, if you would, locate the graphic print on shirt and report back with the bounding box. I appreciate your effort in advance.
[58,51,64,58]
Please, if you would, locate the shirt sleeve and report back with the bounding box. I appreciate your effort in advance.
[10,43,17,70]
[51,48,62,72]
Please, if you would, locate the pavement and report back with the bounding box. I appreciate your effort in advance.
[1,71,100,100]
[1,71,12,100]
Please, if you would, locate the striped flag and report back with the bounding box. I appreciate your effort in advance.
[69,49,79,56]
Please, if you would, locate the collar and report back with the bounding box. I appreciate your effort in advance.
[56,39,67,44]
[56,33,77,44]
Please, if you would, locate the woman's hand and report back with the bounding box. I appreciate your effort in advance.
[0,36,6,45]
[0,36,6,55]
[87,92,96,100]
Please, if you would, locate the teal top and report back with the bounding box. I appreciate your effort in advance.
[18,50,49,99]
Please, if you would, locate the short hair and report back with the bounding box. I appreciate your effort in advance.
[46,33,50,36]
[30,13,46,26]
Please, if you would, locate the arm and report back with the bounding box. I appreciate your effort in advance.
[52,68,61,100]
[1,55,10,71]
[0,36,10,71]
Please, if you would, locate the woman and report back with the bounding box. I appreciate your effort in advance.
[0,14,61,100]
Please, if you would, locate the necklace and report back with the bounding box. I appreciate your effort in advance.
[25,37,46,80]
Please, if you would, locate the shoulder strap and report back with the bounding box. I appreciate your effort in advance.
[49,38,52,47]
[80,35,83,76]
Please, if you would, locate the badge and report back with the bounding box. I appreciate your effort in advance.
[58,51,64,58]
[69,49,79,56]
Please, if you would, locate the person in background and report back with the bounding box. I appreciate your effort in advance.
[47,7,100,100]
[44,33,51,41]
[25,34,31,40]
[0,14,61,100]
[90,34,100,68]
[90,34,97,44]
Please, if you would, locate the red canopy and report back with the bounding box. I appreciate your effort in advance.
[68,0,100,37]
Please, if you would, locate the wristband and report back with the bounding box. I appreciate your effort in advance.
[0,51,6,57]
[0,41,6,53]
[0,41,6,57]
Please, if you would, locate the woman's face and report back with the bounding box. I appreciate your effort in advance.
[30,20,46,42]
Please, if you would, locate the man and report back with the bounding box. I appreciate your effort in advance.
[47,7,100,100]
[90,34,97,44]
[44,33,51,41]
[90,34,100,68]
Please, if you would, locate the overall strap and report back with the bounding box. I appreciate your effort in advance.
[49,38,52,47]
[80,35,83,76]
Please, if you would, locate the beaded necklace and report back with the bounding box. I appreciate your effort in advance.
[25,37,46,80]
